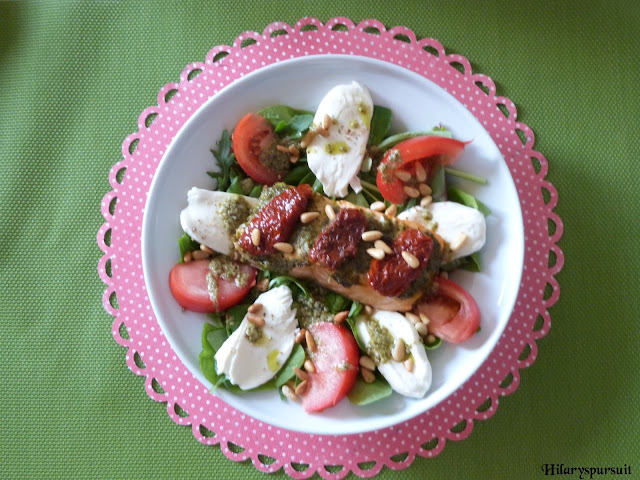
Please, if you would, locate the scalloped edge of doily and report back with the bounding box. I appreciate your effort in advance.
[97,16,564,479]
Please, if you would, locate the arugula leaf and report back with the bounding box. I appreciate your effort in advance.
[207,130,236,191]
[447,186,491,216]
[284,162,312,185]
[368,105,392,146]
[348,301,363,318]
[274,343,305,387]
[178,233,200,262]
[226,176,245,195]
[345,315,367,352]
[347,375,393,405]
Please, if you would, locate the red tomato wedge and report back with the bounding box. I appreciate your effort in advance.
[413,277,480,344]
[232,113,288,185]
[376,136,468,204]
[302,322,360,413]
[168,259,257,313]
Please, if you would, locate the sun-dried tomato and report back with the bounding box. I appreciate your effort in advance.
[239,184,313,255]
[367,228,433,297]
[309,208,367,270]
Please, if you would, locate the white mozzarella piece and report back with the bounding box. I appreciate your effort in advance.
[306,82,373,198]
[180,187,258,255]
[398,202,486,261]
[355,310,432,398]
[214,286,298,390]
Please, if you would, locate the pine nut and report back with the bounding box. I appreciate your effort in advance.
[367,248,385,260]
[247,303,263,314]
[305,331,317,352]
[401,250,420,269]
[200,244,214,254]
[392,339,406,362]
[323,113,332,130]
[450,232,468,251]
[316,126,329,137]
[300,211,320,224]
[247,314,265,327]
[361,230,383,242]
[274,242,294,254]
[404,358,414,373]
[277,144,289,152]
[294,367,308,381]
[419,313,431,325]
[415,322,428,337]
[359,356,376,371]
[361,367,376,383]
[403,186,420,198]
[183,251,193,263]
[385,204,397,217]
[300,130,317,149]
[369,201,386,212]
[415,163,427,182]
[334,311,349,324]
[405,312,420,325]
[192,250,210,260]
[420,195,433,208]
[281,384,298,402]
[288,145,300,156]
[256,278,269,292]
[304,359,315,373]
[325,204,336,221]
[295,380,309,396]
[395,170,412,182]
[364,305,374,316]
[419,183,432,196]
[251,228,261,247]
[374,239,393,254]
[290,154,299,164]
[440,270,449,279]
[426,334,437,344]
[295,329,307,344]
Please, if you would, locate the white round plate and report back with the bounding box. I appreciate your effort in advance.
[141,55,524,435]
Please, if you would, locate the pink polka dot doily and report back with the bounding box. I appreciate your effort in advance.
[97,17,563,479]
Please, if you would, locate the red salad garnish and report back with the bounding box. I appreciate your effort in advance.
[368,228,433,297]
[309,208,367,270]
[238,184,313,255]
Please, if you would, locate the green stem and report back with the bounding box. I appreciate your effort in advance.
[444,167,488,185]
[360,179,381,193]
[377,131,432,150]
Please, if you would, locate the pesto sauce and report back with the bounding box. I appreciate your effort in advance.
[245,322,263,343]
[205,255,252,306]
[365,318,394,364]
[218,196,252,238]
[293,292,334,329]
[259,141,290,172]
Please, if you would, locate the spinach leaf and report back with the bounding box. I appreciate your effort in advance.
[258,106,314,139]
[368,105,392,146]
[199,322,222,385]
[324,292,351,314]
[429,164,447,202]
[274,343,306,387]
[178,233,200,262]
[347,375,393,405]
[345,315,367,352]
[268,275,309,298]
[447,186,491,216]
[225,303,251,336]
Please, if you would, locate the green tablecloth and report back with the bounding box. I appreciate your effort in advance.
[2,1,638,478]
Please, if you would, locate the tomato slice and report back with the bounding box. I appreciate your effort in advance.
[376,136,468,204]
[301,322,360,413]
[168,259,257,313]
[414,277,480,344]
[232,113,288,185]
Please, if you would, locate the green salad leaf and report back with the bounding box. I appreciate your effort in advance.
[368,105,392,146]
[274,343,306,387]
[207,129,237,191]
[177,233,200,262]
[258,105,314,139]
[447,186,491,216]
[347,374,393,405]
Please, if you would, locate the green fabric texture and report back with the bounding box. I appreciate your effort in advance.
[1,1,638,479]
